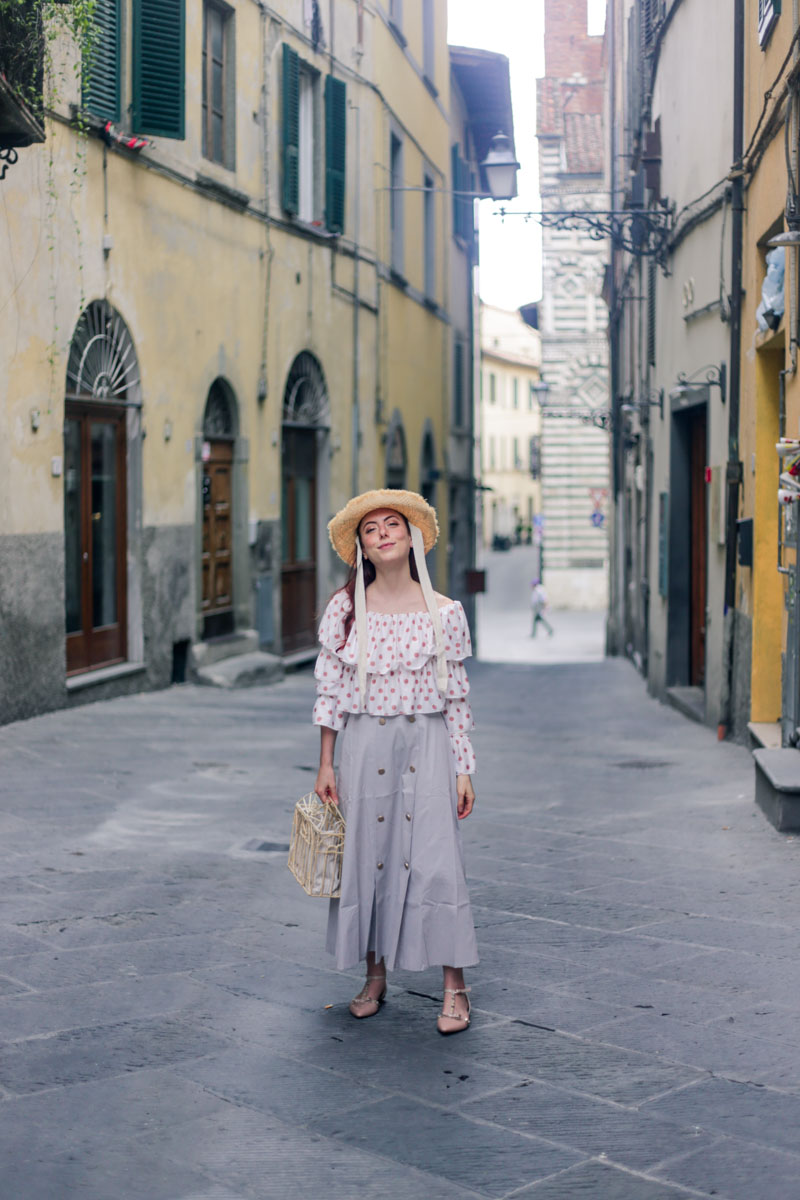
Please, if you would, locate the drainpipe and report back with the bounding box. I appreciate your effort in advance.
[720,0,745,739]
[351,98,361,497]
[608,0,622,655]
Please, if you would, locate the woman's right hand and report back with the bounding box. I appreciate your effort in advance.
[315,763,339,805]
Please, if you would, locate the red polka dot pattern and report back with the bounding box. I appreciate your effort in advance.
[311,592,476,774]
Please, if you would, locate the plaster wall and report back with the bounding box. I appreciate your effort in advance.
[0,0,466,723]
[738,2,797,728]
[620,0,734,725]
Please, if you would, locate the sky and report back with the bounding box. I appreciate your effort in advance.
[447,0,607,311]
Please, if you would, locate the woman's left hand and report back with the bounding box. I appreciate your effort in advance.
[456,774,475,820]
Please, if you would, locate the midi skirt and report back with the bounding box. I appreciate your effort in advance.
[327,712,479,972]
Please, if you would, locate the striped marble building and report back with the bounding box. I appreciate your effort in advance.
[535,0,610,610]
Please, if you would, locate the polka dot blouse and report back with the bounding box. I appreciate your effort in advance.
[312,590,477,775]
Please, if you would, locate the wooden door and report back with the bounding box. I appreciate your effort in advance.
[688,409,707,687]
[281,426,317,653]
[201,440,234,640]
[64,403,127,674]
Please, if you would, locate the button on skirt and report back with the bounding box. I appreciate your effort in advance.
[327,712,479,972]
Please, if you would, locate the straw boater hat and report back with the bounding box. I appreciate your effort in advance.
[328,488,439,567]
[327,489,447,706]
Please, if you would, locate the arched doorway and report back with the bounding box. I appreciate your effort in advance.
[385,410,407,489]
[63,300,139,674]
[281,352,329,652]
[201,379,238,640]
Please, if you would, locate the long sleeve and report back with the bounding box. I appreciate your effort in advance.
[442,602,476,774]
[312,593,350,731]
[443,696,476,774]
[312,646,347,730]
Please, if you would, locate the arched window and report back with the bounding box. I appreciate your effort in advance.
[283,351,330,428]
[203,377,237,440]
[64,301,139,674]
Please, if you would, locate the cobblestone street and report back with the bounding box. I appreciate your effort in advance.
[2,634,800,1198]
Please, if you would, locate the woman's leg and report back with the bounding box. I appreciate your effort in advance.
[438,965,470,1032]
[349,951,386,1018]
[365,950,386,994]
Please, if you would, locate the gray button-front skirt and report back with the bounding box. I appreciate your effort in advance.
[327,712,479,972]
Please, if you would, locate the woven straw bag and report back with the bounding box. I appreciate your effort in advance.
[288,792,346,898]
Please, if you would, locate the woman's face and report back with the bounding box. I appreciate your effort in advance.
[359,508,411,565]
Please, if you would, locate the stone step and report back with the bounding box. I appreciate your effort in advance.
[753,747,800,832]
[194,650,284,690]
[191,630,258,669]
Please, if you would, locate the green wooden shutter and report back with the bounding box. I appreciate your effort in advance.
[83,0,120,122]
[325,75,346,234]
[132,0,185,139]
[282,44,299,216]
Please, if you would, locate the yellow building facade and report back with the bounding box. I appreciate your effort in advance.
[738,2,797,744]
[0,1,512,724]
[479,304,543,550]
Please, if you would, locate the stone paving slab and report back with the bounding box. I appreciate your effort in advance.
[654,1138,800,1200]
[140,1104,490,1200]
[1,656,800,1196]
[463,1078,719,1171]
[512,1160,701,1197]
[644,1075,800,1155]
[0,974,216,1041]
[306,1093,585,1196]
[553,965,755,1025]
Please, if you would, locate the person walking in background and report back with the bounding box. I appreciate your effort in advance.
[530,579,554,638]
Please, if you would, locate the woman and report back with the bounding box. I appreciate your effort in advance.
[313,489,478,1035]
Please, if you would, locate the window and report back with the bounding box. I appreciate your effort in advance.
[758,0,780,45]
[133,0,186,138]
[423,0,435,87]
[283,46,345,230]
[513,437,521,470]
[390,132,404,275]
[489,436,496,470]
[424,173,435,299]
[529,435,541,479]
[512,378,519,409]
[84,0,121,122]
[202,2,234,168]
[297,66,317,222]
[489,373,497,404]
[83,0,184,138]
[528,382,536,411]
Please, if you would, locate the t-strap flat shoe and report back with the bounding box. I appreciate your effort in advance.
[437,986,471,1035]
[349,975,387,1019]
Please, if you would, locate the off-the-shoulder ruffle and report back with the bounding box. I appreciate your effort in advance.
[313,591,477,772]
[317,594,472,674]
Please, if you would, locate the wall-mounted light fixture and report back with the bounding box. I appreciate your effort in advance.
[620,389,664,420]
[669,363,726,405]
